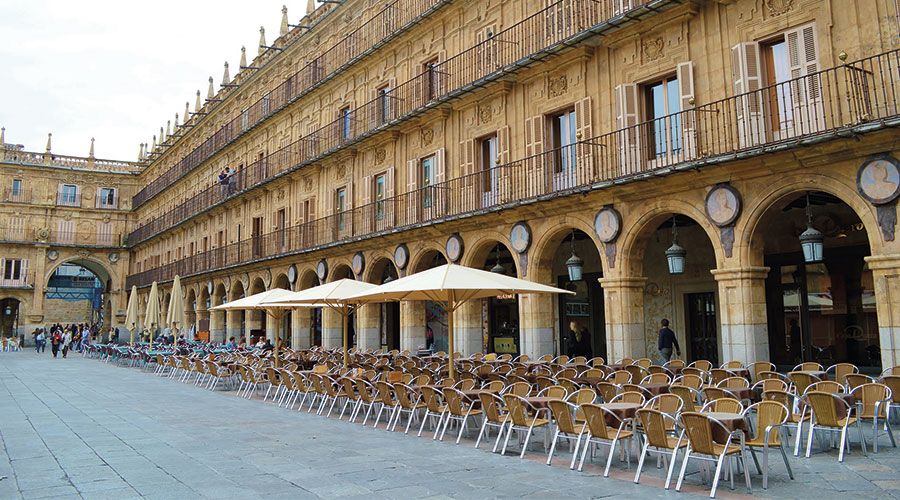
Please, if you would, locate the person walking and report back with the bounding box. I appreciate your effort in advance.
[657,319,681,362]
[35,329,44,353]
[62,329,72,358]
[50,330,62,358]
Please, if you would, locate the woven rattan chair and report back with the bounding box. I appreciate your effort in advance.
[752,378,788,394]
[850,383,897,453]
[612,391,646,406]
[439,387,483,443]
[595,381,619,403]
[475,392,509,452]
[417,385,447,439]
[883,376,900,421]
[607,370,632,385]
[763,389,809,456]
[689,360,713,372]
[677,374,705,390]
[371,381,399,428]
[588,356,605,367]
[537,385,568,399]
[788,371,819,395]
[701,397,744,414]
[642,372,672,385]
[501,394,550,458]
[634,358,652,369]
[625,365,650,383]
[807,380,844,394]
[671,385,702,413]
[827,363,858,385]
[793,362,824,372]
[634,408,684,488]
[721,360,743,369]
[577,403,634,476]
[338,377,360,419]
[804,390,866,462]
[742,401,794,489]
[844,373,874,392]
[664,359,686,371]
[547,400,587,468]
[502,381,531,397]
[748,361,776,384]
[675,412,752,497]
[390,383,425,433]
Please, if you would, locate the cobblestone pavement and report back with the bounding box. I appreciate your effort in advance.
[2,352,900,499]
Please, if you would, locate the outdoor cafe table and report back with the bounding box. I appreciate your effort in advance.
[795,370,828,381]
[722,386,756,401]
[639,383,670,396]
[523,396,558,409]
[571,376,605,387]
[705,412,750,444]
[598,402,641,426]
[723,368,752,380]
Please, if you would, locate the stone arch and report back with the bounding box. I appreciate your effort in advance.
[330,263,354,282]
[738,174,882,267]
[249,277,266,295]
[229,279,245,300]
[272,273,290,290]
[527,214,601,283]
[45,257,114,292]
[410,247,447,273]
[364,255,399,284]
[616,199,724,278]
[462,230,520,276]
[298,267,319,289]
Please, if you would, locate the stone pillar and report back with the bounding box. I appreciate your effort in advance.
[712,267,771,365]
[356,303,381,351]
[210,308,225,343]
[292,309,311,349]
[519,293,556,359]
[867,254,900,369]
[455,301,483,356]
[400,300,425,352]
[600,276,647,362]
[226,310,242,341]
[321,307,342,348]
[265,314,278,342]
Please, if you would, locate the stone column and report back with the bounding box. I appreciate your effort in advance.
[210,308,225,343]
[356,303,381,351]
[600,276,647,362]
[265,314,278,342]
[400,301,425,352]
[321,307,342,348]
[867,254,900,369]
[292,309,311,349]
[519,293,556,359]
[455,301,483,356]
[226,310,242,341]
[712,267,771,365]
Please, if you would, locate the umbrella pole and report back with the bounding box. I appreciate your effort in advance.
[342,304,349,368]
[447,298,455,381]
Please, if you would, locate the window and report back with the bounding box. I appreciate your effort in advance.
[241,109,250,131]
[377,85,391,125]
[57,220,75,243]
[421,155,436,208]
[336,187,347,231]
[276,209,286,250]
[550,109,577,173]
[59,184,78,206]
[262,95,271,116]
[97,222,114,246]
[340,106,352,141]
[98,187,117,208]
[3,259,22,280]
[374,173,386,220]
[643,76,681,158]
[762,37,793,136]
[11,179,22,196]
[479,134,498,194]
[424,59,440,101]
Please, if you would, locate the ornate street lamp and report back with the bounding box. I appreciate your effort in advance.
[800,192,824,263]
[491,244,506,274]
[666,218,686,275]
[566,230,584,281]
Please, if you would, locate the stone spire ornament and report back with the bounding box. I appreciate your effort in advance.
[174,112,179,128]
[258,26,266,55]
[160,126,165,144]
[240,46,247,68]
[207,76,215,99]
[222,61,230,85]
[166,120,171,138]
[195,91,201,112]
[306,0,316,15]
[139,143,144,160]
[89,137,95,159]
[152,135,156,151]
[185,101,190,120]
[280,5,289,36]
[1,127,5,145]
[45,133,52,153]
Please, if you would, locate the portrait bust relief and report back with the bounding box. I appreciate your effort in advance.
[858,155,900,205]
[705,184,742,227]
[594,207,621,243]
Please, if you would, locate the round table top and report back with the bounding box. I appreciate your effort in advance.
[601,402,641,411]
[704,411,744,421]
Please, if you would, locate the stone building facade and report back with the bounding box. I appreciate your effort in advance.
[0,133,141,338]
[9,0,900,369]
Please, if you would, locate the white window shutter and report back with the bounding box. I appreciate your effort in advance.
[384,167,395,199]
[524,116,546,197]
[361,175,372,206]
[434,148,446,184]
[21,258,28,284]
[95,187,101,208]
[383,167,395,226]
[574,96,594,182]
[361,175,372,233]
[406,158,418,223]
[614,83,641,175]
[732,42,765,148]
[112,188,118,208]
[460,139,476,211]
[786,22,825,135]
[434,148,446,213]
[677,61,698,160]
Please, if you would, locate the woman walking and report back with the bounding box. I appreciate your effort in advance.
[62,329,72,358]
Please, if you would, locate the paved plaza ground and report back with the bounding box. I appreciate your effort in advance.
[1,352,900,499]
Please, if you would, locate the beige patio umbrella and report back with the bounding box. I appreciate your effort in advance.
[267,279,377,367]
[125,285,140,345]
[344,263,573,379]
[144,281,162,350]
[211,288,298,368]
[166,275,186,340]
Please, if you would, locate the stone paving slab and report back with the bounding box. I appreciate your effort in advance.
[2,352,900,499]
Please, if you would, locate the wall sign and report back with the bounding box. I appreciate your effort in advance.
[445,233,464,263]
[594,207,622,243]
[510,221,532,254]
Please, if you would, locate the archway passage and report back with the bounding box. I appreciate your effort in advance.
[46,262,107,328]
[476,242,520,355]
[414,250,448,352]
[757,192,878,369]
[0,298,21,338]
[272,274,291,346]
[297,270,321,347]
[551,229,605,361]
[368,258,400,350]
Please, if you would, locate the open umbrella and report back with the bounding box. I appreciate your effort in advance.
[267,279,377,367]
[166,275,186,339]
[145,281,162,350]
[211,288,299,367]
[344,263,573,379]
[125,285,140,345]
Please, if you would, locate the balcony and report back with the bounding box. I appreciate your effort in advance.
[132,0,452,208]
[126,48,900,289]
[0,273,33,289]
[2,188,31,204]
[56,192,82,208]
[129,0,669,245]
[0,148,141,173]
[51,229,122,247]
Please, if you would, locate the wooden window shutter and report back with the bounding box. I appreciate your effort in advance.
[786,22,825,135]
[384,167,395,226]
[407,158,419,223]
[460,139,476,211]
[574,96,594,182]
[95,187,102,208]
[361,175,372,232]
[676,61,698,160]
[56,183,63,204]
[731,42,765,147]
[21,258,28,283]
[497,126,511,203]
[524,115,546,197]
[361,175,372,206]
[614,84,641,175]
[434,148,446,184]
[434,148,446,213]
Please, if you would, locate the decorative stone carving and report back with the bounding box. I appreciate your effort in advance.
[421,127,434,146]
[36,228,50,242]
[642,37,665,62]
[276,188,286,201]
[548,74,568,97]
[764,0,794,16]
[374,147,386,164]
[303,176,314,191]
[478,105,493,124]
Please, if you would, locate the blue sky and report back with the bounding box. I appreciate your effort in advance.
[0,1,314,160]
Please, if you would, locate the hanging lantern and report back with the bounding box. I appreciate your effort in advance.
[566,230,583,281]
[4,306,10,316]
[491,244,506,274]
[800,193,824,263]
[666,218,686,275]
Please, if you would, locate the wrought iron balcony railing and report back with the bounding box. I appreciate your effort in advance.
[132,0,451,208]
[126,49,900,288]
[129,0,664,245]
[0,273,34,289]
